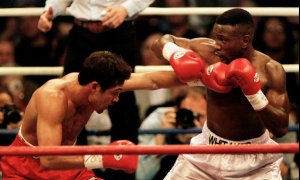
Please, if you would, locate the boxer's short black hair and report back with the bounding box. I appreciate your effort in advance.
[78,51,132,91]
[216,8,254,26]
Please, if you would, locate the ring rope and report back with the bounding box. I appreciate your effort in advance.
[137,126,300,135]
[134,65,299,73]
[0,66,63,76]
[0,125,298,136]
[0,64,298,76]
[89,126,300,135]
[0,7,298,17]
[0,143,298,156]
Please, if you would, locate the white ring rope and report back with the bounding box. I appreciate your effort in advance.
[0,64,298,76]
[134,65,299,73]
[0,7,298,17]
[0,66,63,76]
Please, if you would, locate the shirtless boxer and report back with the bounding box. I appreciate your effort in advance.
[125,8,289,179]
[0,51,137,179]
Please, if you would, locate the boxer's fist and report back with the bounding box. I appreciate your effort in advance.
[163,42,205,83]
[226,58,268,110]
[169,50,206,83]
[226,58,261,95]
[103,140,138,173]
[201,62,233,93]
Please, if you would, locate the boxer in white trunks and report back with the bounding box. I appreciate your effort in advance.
[125,8,289,179]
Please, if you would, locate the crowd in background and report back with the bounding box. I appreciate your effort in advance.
[0,0,299,179]
[0,0,299,111]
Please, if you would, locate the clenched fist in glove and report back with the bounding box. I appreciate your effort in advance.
[200,62,233,93]
[226,58,269,111]
[162,42,205,83]
[84,140,138,173]
[162,42,232,93]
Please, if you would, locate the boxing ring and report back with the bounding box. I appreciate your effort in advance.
[0,7,299,158]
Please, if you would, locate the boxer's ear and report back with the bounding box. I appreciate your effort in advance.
[241,35,250,49]
[90,81,101,91]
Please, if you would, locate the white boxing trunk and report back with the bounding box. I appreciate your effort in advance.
[164,122,283,180]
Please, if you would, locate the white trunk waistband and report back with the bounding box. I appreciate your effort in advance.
[202,122,270,145]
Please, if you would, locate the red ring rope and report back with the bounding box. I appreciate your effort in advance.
[0,143,298,156]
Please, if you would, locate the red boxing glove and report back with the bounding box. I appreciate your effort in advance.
[162,42,205,83]
[201,62,233,93]
[103,140,137,173]
[84,140,138,174]
[226,58,268,110]
[162,42,232,93]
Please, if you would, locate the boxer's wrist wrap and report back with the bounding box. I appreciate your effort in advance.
[245,90,269,111]
[84,155,103,169]
[162,42,185,60]
[187,79,205,87]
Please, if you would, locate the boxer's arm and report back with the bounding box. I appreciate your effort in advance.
[226,58,288,137]
[151,34,191,61]
[258,61,289,138]
[122,71,185,92]
[37,90,138,172]
[36,89,85,170]
[151,34,215,62]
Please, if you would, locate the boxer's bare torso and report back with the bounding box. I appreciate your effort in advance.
[148,35,288,140]
[21,73,94,146]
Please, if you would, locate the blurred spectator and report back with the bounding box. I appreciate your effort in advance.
[254,17,297,64]
[161,0,203,38]
[191,0,240,36]
[0,88,15,128]
[0,87,22,145]
[0,17,18,43]
[0,38,15,66]
[134,1,165,43]
[0,75,39,111]
[137,87,207,180]
[15,15,57,86]
[253,17,299,105]
[0,38,39,110]
[1,2,56,86]
[0,87,17,180]
[0,87,22,129]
